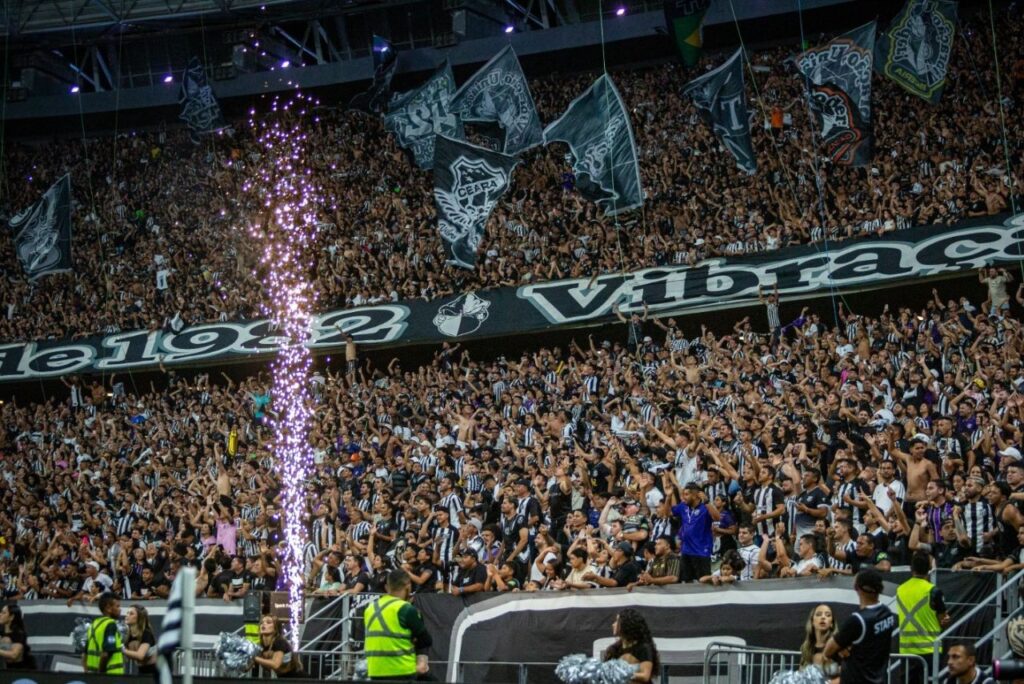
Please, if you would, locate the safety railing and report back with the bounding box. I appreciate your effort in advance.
[702,642,928,684]
[929,567,1024,681]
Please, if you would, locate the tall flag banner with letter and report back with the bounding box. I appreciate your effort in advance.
[876,0,957,103]
[9,174,73,281]
[664,0,712,67]
[433,135,519,269]
[350,35,397,114]
[797,21,876,167]
[179,57,228,144]
[544,74,644,217]
[449,46,543,155]
[681,48,757,174]
[384,60,463,170]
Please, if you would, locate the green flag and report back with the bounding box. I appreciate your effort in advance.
[664,0,712,67]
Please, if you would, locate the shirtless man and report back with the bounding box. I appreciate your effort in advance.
[890,437,938,514]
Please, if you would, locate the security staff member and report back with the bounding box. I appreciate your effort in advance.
[825,569,897,684]
[82,593,124,675]
[897,552,951,676]
[363,569,432,680]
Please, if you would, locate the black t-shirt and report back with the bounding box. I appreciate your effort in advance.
[833,603,896,684]
[344,572,370,591]
[259,636,302,678]
[128,628,157,674]
[849,550,889,573]
[411,562,438,593]
[3,627,34,670]
[612,560,641,587]
[455,563,487,589]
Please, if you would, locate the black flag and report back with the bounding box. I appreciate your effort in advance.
[384,60,463,170]
[433,135,519,269]
[544,74,643,216]
[449,46,543,155]
[178,57,228,144]
[9,174,73,281]
[876,0,957,103]
[349,35,397,114]
[681,48,757,174]
[798,22,876,166]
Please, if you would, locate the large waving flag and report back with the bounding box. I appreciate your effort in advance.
[544,74,643,217]
[384,60,463,170]
[664,0,712,67]
[349,35,397,114]
[156,568,195,684]
[681,48,757,174]
[9,174,73,281]
[179,57,228,144]
[876,0,957,103]
[797,22,877,167]
[449,46,543,155]
[433,135,520,269]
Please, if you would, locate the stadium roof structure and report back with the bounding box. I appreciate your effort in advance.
[0,0,403,37]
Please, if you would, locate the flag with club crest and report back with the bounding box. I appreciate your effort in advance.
[449,45,543,155]
[433,135,520,269]
[178,57,228,144]
[797,21,876,166]
[876,0,957,103]
[384,60,463,170]
[9,174,73,281]
[543,74,643,216]
[664,0,712,67]
[350,35,397,114]
[681,48,757,174]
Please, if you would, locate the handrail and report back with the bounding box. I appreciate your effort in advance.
[702,642,927,684]
[933,605,1024,681]
[929,567,1024,676]
[299,594,356,651]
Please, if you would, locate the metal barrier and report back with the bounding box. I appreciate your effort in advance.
[702,642,928,684]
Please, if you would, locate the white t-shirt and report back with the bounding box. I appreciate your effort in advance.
[872,480,906,514]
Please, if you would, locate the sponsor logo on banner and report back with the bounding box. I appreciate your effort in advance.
[2,214,1023,382]
[433,293,491,337]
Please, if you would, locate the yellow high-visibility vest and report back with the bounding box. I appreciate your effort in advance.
[363,596,416,678]
[85,616,124,675]
[897,576,942,655]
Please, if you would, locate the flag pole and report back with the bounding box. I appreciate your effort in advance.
[181,568,197,684]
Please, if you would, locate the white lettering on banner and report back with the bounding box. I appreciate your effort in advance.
[0,215,1021,382]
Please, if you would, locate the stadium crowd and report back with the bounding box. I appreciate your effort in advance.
[3,275,1024,600]
[0,8,1022,345]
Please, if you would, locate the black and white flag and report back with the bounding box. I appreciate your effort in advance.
[876,0,957,103]
[433,135,520,269]
[797,21,876,166]
[9,174,73,281]
[544,74,644,216]
[156,568,194,684]
[681,48,757,174]
[350,35,398,114]
[384,60,463,170]
[449,45,543,155]
[178,57,228,144]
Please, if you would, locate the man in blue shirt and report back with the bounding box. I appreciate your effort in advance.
[672,482,720,582]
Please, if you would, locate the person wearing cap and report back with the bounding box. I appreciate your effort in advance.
[450,549,487,596]
[824,569,896,684]
[670,482,720,583]
[67,560,114,606]
[583,541,641,588]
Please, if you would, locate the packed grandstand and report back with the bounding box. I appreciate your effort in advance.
[1,0,1024,682]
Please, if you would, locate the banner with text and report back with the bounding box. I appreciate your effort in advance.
[1,212,1022,382]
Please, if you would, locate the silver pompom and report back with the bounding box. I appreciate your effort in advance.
[353,658,369,679]
[214,632,261,676]
[556,654,637,684]
[116,620,129,642]
[70,617,92,653]
[769,667,828,684]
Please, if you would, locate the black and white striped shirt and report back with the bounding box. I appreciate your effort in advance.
[961,500,994,554]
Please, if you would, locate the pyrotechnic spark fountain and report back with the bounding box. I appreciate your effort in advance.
[244,91,322,648]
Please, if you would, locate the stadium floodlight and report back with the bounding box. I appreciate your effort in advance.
[280,60,290,68]
[615,6,626,16]
[504,24,514,33]
[70,85,80,93]
[163,74,173,83]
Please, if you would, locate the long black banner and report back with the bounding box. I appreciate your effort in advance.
[1,213,1022,382]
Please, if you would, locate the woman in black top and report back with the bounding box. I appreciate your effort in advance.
[123,605,157,674]
[799,604,836,669]
[0,603,35,670]
[603,609,659,683]
[252,615,303,678]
